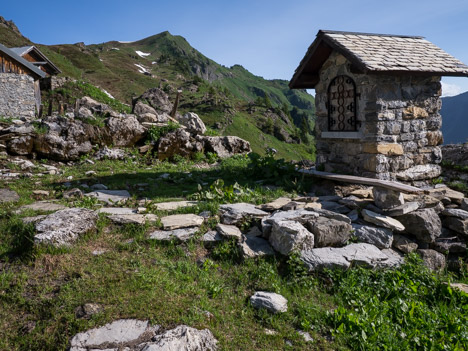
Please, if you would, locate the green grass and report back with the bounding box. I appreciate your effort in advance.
[0,155,467,350]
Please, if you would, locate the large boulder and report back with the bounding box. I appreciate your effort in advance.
[137,88,173,113]
[157,129,203,160]
[305,216,352,248]
[352,224,393,249]
[35,208,98,246]
[417,249,446,271]
[144,325,218,351]
[178,112,206,135]
[197,135,251,158]
[105,116,145,147]
[372,187,404,209]
[134,101,158,116]
[269,220,314,255]
[77,96,114,116]
[396,208,442,243]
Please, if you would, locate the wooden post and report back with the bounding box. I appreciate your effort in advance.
[58,102,64,115]
[38,104,43,118]
[170,89,182,118]
[47,99,53,116]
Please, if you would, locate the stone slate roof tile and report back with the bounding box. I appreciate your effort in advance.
[290,30,468,89]
[326,31,468,74]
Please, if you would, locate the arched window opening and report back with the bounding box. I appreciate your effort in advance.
[327,75,359,131]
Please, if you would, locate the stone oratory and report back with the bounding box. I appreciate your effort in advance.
[290,30,468,183]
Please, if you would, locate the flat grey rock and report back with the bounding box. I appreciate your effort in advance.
[153,200,198,211]
[98,207,136,215]
[320,201,350,214]
[70,319,159,351]
[201,230,224,246]
[141,325,218,351]
[149,227,199,241]
[238,235,275,258]
[18,201,67,213]
[384,202,419,216]
[300,243,399,271]
[160,214,204,230]
[91,183,108,190]
[269,220,314,255]
[258,197,292,211]
[216,223,242,239]
[219,203,268,225]
[250,291,288,313]
[108,214,158,225]
[85,190,131,205]
[0,188,19,203]
[35,208,98,246]
[352,224,393,249]
[441,208,468,220]
[443,217,468,235]
[362,209,405,231]
[311,208,351,224]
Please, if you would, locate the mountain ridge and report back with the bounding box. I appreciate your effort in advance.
[441,91,468,144]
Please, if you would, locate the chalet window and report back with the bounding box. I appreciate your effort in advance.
[327,75,359,131]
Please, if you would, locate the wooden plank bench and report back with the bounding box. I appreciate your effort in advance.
[299,168,422,194]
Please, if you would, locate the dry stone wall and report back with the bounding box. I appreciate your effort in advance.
[0,73,36,119]
[314,52,443,182]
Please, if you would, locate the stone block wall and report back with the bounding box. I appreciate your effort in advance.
[0,73,36,119]
[314,52,443,182]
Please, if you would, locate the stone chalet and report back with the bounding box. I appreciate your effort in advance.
[0,44,60,119]
[289,30,468,183]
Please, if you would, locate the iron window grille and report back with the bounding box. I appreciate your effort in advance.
[326,75,360,131]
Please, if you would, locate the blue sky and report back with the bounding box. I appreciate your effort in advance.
[3,0,468,96]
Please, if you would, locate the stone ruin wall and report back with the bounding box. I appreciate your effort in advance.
[314,52,443,183]
[0,73,36,119]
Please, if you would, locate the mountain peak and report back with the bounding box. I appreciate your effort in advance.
[0,16,21,36]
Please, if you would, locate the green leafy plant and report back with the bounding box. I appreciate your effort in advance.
[191,179,254,203]
[147,121,180,142]
[247,149,298,186]
[323,255,468,350]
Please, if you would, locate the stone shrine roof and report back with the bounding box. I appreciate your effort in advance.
[290,30,468,89]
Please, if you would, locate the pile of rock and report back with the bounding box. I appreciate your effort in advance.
[177,184,466,272]
[0,91,251,161]
[133,88,251,160]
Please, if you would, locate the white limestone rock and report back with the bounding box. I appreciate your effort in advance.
[35,208,97,246]
[250,291,288,313]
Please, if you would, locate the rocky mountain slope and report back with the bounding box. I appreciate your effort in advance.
[441,91,468,144]
[0,16,315,160]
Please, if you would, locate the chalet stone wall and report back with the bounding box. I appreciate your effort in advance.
[0,73,36,119]
[314,52,443,182]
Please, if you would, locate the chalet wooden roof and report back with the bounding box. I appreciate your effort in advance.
[289,30,468,89]
[0,43,45,79]
[10,45,61,76]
